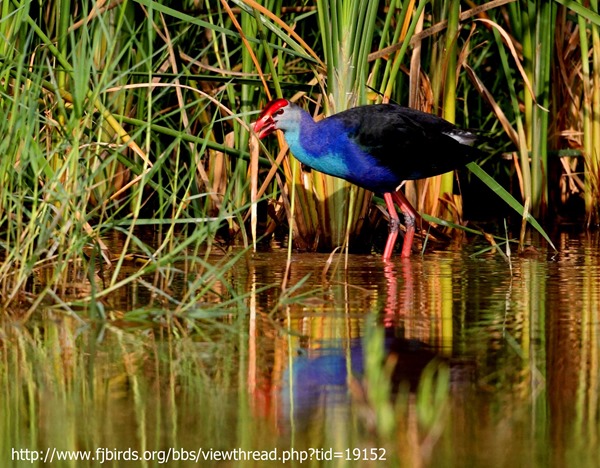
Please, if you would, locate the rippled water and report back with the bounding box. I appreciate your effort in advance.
[2,231,600,467]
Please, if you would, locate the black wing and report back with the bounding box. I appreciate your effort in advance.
[330,104,482,180]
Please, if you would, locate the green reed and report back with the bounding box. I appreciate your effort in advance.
[576,0,600,225]
[0,0,250,316]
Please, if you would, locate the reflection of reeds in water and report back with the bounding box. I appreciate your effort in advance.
[1,317,282,466]
[546,232,600,463]
[3,237,600,465]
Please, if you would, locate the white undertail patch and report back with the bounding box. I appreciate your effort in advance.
[444,130,477,146]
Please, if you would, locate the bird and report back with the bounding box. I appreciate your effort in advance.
[253,98,483,259]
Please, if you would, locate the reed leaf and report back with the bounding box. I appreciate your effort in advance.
[467,162,556,250]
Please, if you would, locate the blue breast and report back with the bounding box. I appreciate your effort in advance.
[283,114,399,193]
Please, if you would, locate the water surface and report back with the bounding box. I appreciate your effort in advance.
[2,231,600,467]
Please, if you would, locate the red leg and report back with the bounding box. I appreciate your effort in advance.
[391,191,417,258]
[382,190,419,260]
[382,192,399,261]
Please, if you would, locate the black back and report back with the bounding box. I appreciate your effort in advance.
[330,104,482,180]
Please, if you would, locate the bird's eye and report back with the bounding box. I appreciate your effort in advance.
[274,109,284,116]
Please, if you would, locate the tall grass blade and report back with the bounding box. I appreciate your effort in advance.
[467,162,555,250]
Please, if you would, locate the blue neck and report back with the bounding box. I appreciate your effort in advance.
[281,109,399,192]
[283,111,351,180]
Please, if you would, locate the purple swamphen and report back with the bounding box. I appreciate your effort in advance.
[253,99,482,259]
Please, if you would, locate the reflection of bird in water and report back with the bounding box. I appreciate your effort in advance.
[279,259,477,433]
[279,330,453,432]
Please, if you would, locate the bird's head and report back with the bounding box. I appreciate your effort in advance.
[252,99,300,139]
